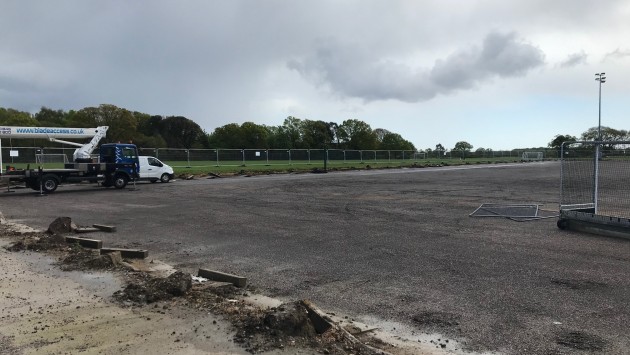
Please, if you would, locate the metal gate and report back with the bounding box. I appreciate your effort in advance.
[558,140,630,237]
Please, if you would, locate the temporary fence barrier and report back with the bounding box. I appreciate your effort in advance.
[2,145,564,171]
[558,141,630,237]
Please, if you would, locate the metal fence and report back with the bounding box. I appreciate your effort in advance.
[560,141,630,219]
[1,146,563,169]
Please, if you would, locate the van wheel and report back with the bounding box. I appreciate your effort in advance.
[113,174,129,189]
[40,174,59,193]
[160,174,171,183]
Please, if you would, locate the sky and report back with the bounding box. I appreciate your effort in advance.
[1,0,629,150]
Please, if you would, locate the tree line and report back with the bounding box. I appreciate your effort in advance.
[548,127,630,150]
[0,105,416,151]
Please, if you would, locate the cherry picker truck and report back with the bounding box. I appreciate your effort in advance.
[0,126,139,193]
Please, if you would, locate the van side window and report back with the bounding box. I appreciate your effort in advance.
[148,158,162,167]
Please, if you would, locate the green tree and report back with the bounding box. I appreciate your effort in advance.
[379,132,415,150]
[0,108,38,126]
[435,143,445,158]
[208,123,244,148]
[301,119,333,148]
[548,134,577,149]
[35,107,67,127]
[580,126,628,142]
[374,128,391,143]
[74,104,137,143]
[159,116,206,149]
[338,119,377,150]
[282,116,303,148]
[453,141,473,152]
[453,141,473,158]
[240,122,269,148]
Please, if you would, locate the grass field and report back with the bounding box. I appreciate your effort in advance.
[2,157,527,175]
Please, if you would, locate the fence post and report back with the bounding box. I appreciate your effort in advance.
[186,150,190,168]
[215,149,219,166]
[308,149,310,164]
[288,150,291,165]
[343,150,346,163]
[360,151,363,163]
[242,150,245,166]
[266,149,269,165]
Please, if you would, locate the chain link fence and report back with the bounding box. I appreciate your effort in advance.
[560,141,630,219]
[2,145,563,170]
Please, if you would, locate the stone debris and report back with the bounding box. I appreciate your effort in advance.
[47,217,76,235]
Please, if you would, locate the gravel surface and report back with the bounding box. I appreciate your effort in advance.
[2,162,629,354]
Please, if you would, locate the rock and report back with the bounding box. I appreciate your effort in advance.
[156,271,193,296]
[263,302,317,338]
[47,217,76,235]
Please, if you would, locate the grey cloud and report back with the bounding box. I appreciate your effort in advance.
[558,51,588,68]
[289,31,545,103]
[604,48,630,61]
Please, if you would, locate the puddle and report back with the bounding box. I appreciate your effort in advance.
[346,315,501,355]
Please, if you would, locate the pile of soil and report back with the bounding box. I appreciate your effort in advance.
[113,271,193,304]
[3,233,67,252]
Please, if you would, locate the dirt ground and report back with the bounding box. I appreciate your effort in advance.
[0,214,455,355]
[3,163,629,354]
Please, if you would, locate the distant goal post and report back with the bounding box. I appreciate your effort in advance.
[35,153,70,165]
[521,151,544,162]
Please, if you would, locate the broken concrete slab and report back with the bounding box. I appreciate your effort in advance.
[65,236,103,249]
[75,227,100,234]
[197,268,247,288]
[100,247,148,259]
[301,299,333,334]
[92,224,117,233]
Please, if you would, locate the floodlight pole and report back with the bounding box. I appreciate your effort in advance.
[593,72,606,214]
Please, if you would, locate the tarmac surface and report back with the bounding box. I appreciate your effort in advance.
[2,161,629,354]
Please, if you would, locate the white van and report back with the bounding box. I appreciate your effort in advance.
[138,156,174,183]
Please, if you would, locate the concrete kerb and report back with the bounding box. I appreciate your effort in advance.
[65,236,103,249]
[100,247,148,259]
[75,227,101,234]
[93,224,117,232]
[197,268,247,288]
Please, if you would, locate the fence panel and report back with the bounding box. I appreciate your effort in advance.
[4,145,568,171]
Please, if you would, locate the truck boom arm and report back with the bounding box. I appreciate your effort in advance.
[0,125,109,162]
[68,126,108,161]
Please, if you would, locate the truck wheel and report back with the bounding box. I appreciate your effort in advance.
[113,174,129,189]
[160,173,171,183]
[557,219,569,230]
[40,174,59,193]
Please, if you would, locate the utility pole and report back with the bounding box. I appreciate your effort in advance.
[593,72,606,214]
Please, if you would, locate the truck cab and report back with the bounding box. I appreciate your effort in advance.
[97,143,140,189]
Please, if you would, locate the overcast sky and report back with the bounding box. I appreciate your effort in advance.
[1,0,629,150]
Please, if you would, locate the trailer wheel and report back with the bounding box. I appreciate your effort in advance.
[40,174,59,193]
[557,219,569,230]
[160,173,171,183]
[113,174,128,189]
